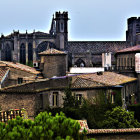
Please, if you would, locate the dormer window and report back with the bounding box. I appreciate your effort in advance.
[18,78,23,84]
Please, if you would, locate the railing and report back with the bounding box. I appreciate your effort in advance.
[0,108,28,123]
[104,66,135,72]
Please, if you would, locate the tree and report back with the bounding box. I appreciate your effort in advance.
[0,112,83,140]
[63,84,80,108]
[102,106,140,128]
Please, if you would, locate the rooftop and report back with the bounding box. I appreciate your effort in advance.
[0,72,137,92]
[116,45,140,54]
[39,48,66,55]
[0,67,9,82]
[72,72,137,88]
[0,61,40,75]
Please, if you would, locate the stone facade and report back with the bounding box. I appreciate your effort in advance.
[0,11,68,66]
[126,17,140,46]
[1,12,139,68]
[0,92,41,118]
[39,49,67,78]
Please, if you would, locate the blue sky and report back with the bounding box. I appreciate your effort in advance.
[0,0,140,41]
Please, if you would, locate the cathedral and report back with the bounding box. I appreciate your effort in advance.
[0,11,140,68]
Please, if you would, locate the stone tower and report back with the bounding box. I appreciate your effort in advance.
[54,11,69,50]
[39,48,67,78]
[126,17,140,46]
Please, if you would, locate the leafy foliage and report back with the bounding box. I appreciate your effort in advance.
[63,84,80,108]
[102,106,140,128]
[0,112,83,140]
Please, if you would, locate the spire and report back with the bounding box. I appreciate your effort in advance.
[49,14,56,35]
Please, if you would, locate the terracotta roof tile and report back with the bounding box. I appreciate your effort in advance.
[116,45,140,53]
[39,48,66,55]
[73,72,137,87]
[0,67,9,82]
[0,61,40,74]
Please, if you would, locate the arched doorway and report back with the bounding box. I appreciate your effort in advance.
[75,58,86,67]
[20,43,26,64]
[5,44,12,61]
[36,41,56,59]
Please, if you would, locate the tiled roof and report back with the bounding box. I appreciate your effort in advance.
[0,67,9,82]
[72,72,137,87]
[116,45,140,53]
[39,48,66,55]
[67,41,129,54]
[78,120,140,134]
[87,128,140,134]
[0,61,40,74]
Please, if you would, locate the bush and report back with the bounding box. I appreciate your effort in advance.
[102,106,140,129]
[0,112,84,140]
[128,103,140,122]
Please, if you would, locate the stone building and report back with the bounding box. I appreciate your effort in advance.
[0,12,140,68]
[39,48,67,78]
[115,45,140,101]
[0,72,137,118]
[0,61,41,88]
[0,11,68,66]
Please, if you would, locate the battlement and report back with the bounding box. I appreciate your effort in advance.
[55,11,68,19]
[128,17,140,24]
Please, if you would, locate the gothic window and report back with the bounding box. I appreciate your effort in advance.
[61,22,64,31]
[28,43,33,62]
[75,58,86,67]
[52,92,58,107]
[5,44,12,61]
[20,43,26,64]
[36,41,56,59]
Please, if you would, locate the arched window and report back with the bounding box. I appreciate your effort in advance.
[75,58,86,67]
[36,41,56,59]
[28,43,33,62]
[5,44,12,61]
[20,43,26,64]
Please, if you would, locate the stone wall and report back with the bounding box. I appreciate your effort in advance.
[0,92,41,118]
[42,55,67,78]
[2,67,37,88]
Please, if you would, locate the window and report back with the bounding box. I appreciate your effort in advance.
[127,58,129,67]
[76,94,82,105]
[18,78,23,84]
[40,94,43,109]
[52,92,58,107]
[124,58,126,67]
[20,43,26,64]
[61,23,64,31]
[131,58,133,67]
[118,58,120,67]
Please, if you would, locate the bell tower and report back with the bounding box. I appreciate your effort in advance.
[54,11,69,50]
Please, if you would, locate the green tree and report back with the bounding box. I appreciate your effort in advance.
[0,112,83,140]
[103,106,140,128]
[63,84,80,108]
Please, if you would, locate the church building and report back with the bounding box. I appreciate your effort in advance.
[0,11,140,68]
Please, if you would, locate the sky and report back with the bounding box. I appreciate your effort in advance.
[0,0,140,41]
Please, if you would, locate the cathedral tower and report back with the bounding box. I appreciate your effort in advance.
[126,17,140,46]
[54,11,69,50]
